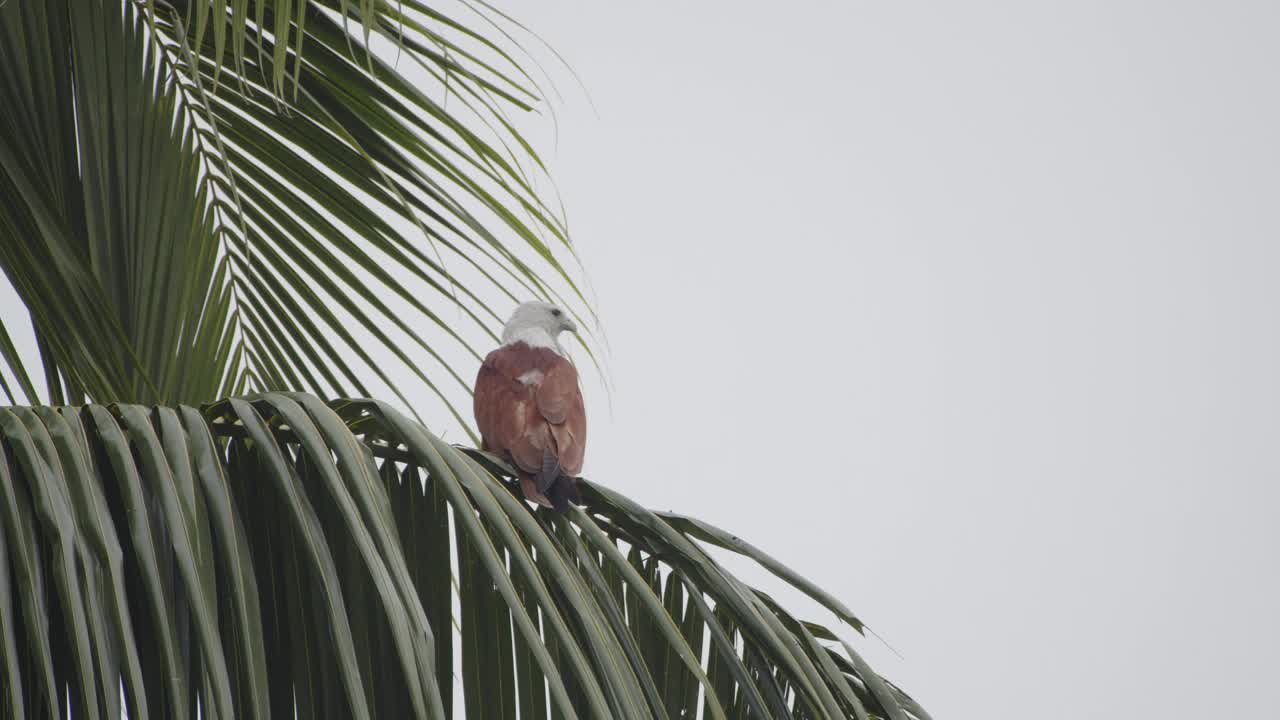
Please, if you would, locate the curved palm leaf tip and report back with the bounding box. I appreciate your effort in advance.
[0,0,598,423]
[0,396,927,719]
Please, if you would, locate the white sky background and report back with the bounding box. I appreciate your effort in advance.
[463,1,1280,717]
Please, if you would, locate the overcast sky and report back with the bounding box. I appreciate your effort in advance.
[485,1,1280,717]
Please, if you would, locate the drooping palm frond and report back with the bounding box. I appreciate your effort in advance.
[0,394,928,719]
[0,0,236,405]
[0,0,590,426]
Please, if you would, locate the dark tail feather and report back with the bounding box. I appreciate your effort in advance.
[534,447,560,493]
[546,476,581,513]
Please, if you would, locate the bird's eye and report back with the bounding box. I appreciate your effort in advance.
[551,309,562,317]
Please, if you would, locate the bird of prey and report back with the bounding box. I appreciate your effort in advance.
[473,301,586,511]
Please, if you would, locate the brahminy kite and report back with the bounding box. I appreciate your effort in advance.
[473,301,586,511]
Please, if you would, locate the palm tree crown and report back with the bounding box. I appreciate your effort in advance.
[0,1,927,718]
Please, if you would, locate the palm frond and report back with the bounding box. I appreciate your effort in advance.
[0,0,235,404]
[0,393,925,719]
[0,0,592,424]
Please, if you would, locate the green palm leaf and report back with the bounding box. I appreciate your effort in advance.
[0,394,922,719]
[0,0,591,423]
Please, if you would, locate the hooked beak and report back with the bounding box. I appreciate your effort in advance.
[562,317,578,334]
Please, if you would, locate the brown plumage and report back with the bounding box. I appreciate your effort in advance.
[474,302,585,511]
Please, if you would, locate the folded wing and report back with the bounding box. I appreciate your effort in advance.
[474,342,586,477]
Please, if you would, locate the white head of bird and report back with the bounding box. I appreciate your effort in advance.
[501,301,577,356]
